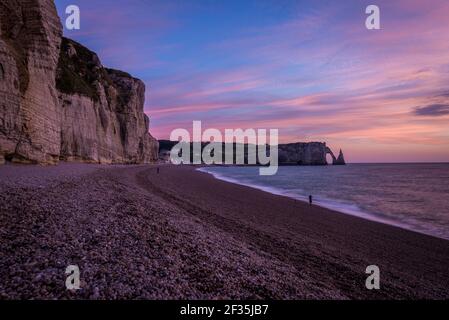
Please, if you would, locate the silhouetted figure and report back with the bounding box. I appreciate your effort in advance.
[309,195,313,206]
[157,167,160,174]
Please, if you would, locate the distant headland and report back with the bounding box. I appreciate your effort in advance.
[158,140,346,166]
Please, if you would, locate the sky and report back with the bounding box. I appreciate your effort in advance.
[55,0,449,162]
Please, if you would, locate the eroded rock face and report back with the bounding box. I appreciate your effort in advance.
[57,39,158,164]
[278,143,347,165]
[0,0,62,164]
[334,149,346,165]
[0,0,158,164]
[278,142,330,165]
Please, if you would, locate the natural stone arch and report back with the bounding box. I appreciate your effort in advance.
[325,152,334,164]
[325,147,346,165]
[325,147,337,164]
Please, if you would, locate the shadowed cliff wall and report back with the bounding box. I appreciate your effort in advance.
[0,0,158,164]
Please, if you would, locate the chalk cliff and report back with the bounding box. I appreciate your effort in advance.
[279,142,334,165]
[0,0,158,165]
[56,38,159,164]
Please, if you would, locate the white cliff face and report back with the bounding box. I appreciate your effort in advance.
[57,38,159,164]
[0,0,63,164]
[0,0,158,164]
[278,142,330,165]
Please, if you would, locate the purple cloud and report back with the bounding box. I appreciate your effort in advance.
[414,104,449,117]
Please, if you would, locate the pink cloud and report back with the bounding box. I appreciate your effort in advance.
[138,0,449,162]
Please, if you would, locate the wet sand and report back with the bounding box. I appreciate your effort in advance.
[1,164,448,299]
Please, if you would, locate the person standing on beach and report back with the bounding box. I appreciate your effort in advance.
[309,195,313,206]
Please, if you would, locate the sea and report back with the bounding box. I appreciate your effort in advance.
[198,163,449,240]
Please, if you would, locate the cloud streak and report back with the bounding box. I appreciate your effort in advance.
[414,104,449,117]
